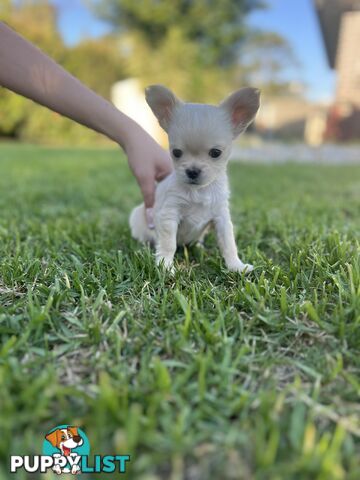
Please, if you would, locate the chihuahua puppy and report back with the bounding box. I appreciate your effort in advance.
[130,85,260,273]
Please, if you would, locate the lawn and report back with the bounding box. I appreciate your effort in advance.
[0,143,359,480]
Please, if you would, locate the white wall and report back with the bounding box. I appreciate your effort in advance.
[111,78,165,145]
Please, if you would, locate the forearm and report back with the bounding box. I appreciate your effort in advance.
[0,22,142,149]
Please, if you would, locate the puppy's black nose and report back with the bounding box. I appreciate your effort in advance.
[186,168,201,180]
[73,435,81,443]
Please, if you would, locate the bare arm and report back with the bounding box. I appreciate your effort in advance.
[0,22,172,222]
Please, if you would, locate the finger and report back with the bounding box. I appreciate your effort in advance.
[138,177,156,229]
[145,208,155,230]
[156,161,173,181]
[139,177,155,209]
[156,167,173,182]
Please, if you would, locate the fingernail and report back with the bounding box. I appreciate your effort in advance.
[146,208,155,229]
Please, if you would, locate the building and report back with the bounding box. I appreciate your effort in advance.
[314,0,360,140]
[256,95,328,145]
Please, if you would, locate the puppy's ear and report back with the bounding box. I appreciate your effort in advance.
[68,426,78,437]
[145,85,180,132]
[220,87,260,138]
[45,429,60,447]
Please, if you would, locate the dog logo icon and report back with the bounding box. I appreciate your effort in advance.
[43,425,90,475]
[11,426,130,475]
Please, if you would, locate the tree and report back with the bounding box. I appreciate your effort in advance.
[90,0,296,104]
[2,0,65,58]
[241,31,300,95]
[63,36,126,100]
[0,0,66,138]
[90,0,270,102]
[0,1,126,143]
[92,0,266,66]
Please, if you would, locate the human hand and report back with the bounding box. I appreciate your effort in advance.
[124,127,173,228]
[0,23,173,224]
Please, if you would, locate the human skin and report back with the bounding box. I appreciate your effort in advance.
[0,22,172,227]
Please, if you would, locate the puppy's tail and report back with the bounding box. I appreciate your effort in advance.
[129,204,156,246]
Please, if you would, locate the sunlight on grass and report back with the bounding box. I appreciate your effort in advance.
[0,144,359,479]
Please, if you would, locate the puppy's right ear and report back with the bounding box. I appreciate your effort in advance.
[145,85,180,132]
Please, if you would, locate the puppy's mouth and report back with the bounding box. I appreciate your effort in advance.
[62,446,71,456]
[186,179,211,188]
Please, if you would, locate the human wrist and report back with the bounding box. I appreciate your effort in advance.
[98,101,146,152]
[121,120,147,155]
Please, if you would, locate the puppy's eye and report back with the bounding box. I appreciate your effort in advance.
[172,148,183,159]
[209,148,222,158]
[61,435,66,440]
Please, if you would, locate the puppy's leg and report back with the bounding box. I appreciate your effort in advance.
[214,208,253,274]
[155,218,178,270]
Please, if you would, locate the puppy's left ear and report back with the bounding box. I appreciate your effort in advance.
[145,85,181,132]
[45,429,60,447]
[220,87,260,138]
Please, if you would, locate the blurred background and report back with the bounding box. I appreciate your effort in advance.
[1,0,359,159]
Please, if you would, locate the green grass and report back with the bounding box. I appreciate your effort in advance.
[0,143,359,480]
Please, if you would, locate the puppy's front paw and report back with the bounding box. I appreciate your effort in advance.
[241,263,254,274]
[71,464,81,475]
[227,261,254,274]
[156,256,175,274]
[53,465,62,475]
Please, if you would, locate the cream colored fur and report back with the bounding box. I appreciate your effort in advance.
[130,85,260,273]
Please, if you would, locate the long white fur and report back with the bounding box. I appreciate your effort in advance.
[130,85,260,273]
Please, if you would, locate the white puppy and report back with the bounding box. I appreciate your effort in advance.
[130,85,260,273]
